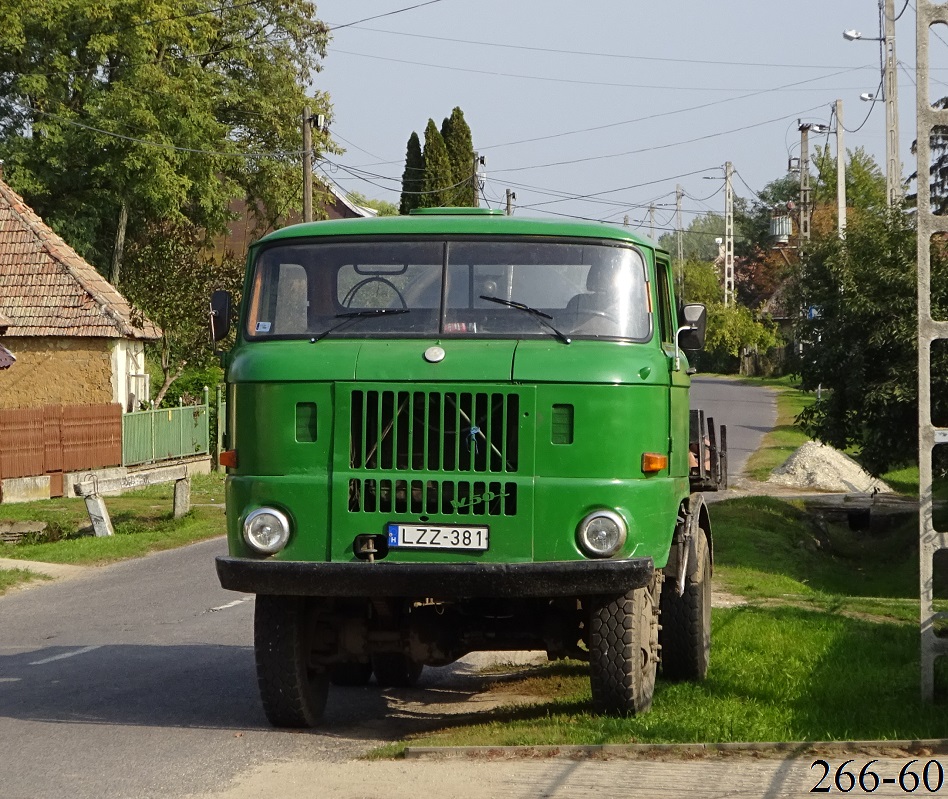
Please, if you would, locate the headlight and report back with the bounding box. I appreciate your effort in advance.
[243,507,291,555]
[576,510,627,558]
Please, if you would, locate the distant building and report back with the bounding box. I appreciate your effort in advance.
[0,179,160,410]
[215,180,377,260]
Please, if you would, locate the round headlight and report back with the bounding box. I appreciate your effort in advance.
[243,507,291,554]
[577,510,627,558]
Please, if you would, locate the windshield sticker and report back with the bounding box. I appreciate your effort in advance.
[255,321,272,333]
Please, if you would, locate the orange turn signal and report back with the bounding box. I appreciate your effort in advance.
[641,452,668,473]
[219,449,238,469]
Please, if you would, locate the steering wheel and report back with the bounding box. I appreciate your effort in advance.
[342,276,407,310]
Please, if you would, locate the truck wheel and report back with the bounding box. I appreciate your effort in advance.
[659,530,711,681]
[371,653,424,687]
[254,595,329,728]
[330,661,373,687]
[588,572,661,716]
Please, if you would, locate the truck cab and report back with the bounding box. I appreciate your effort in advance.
[214,208,714,726]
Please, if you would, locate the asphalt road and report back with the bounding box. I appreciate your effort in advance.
[691,375,778,480]
[0,377,780,799]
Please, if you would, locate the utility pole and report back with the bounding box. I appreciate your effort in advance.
[884,0,901,206]
[836,99,847,237]
[724,161,734,307]
[302,106,313,223]
[472,153,485,207]
[505,189,516,216]
[649,204,655,241]
[799,122,812,244]
[675,185,683,262]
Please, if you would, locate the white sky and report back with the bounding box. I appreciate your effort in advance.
[312,1,942,238]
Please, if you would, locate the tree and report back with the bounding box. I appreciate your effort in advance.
[0,0,333,271]
[399,131,424,214]
[680,260,723,306]
[812,145,886,211]
[788,209,948,474]
[346,191,398,217]
[419,119,453,208]
[121,220,243,406]
[658,212,725,264]
[440,107,476,206]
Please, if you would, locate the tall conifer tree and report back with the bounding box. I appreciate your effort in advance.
[441,107,477,206]
[420,119,453,208]
[398,131,424,214]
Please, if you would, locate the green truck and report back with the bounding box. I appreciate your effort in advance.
[212,207,722,727]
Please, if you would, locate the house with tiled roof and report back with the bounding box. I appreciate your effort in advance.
[0,179,160,410]
[0,311,14,370]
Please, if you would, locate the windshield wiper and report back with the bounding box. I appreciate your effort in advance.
[479,295,571,345]
[311,308,410,343]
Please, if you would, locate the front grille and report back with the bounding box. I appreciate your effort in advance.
[348,478,517,516]
[349,390,520,474]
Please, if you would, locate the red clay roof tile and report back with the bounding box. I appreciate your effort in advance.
[0,180,160,340]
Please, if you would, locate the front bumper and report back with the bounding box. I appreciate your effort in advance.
[215,556,654,599]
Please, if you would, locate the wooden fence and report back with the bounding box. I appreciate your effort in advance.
[0,404,122,496]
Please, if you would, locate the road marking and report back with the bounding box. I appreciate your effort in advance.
[208,596,253,613]
[0,677,21,682]
[29,645,102,665]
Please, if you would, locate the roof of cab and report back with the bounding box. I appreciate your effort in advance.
[254,207,659,251]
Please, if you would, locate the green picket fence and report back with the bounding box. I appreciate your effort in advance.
[122,402,210,467]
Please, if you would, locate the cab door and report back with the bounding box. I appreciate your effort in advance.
[655,255,690,478]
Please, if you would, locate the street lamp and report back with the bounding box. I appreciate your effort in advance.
[842,0,901,207]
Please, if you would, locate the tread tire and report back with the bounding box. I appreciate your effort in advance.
[659,530,711,681]
[254,595,329,728]
[371,654,424,687]
[588,572,661,716]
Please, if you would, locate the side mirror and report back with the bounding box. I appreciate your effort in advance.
[210,290,232,342]
[677,303,706,351]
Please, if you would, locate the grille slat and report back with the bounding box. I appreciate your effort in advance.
[350,389,519,475]
[348,478,518,516]
[347,388,521,516]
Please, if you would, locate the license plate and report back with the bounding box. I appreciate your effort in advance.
[387,524,489,551]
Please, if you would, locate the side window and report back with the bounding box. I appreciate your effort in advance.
[655,258,675,345]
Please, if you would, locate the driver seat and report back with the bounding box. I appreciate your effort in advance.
[563,263,618,333]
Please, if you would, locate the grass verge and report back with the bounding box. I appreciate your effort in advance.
[0,568,50,596]
[370,495,946,754]
[0,472,226,584]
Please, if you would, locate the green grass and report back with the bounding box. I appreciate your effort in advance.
[0,472,225,571]
[0,568,49,596]
[373,606,947,753]
[369,495,947,754]
[711,496,921,619]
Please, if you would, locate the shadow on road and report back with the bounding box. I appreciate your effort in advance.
[0,643,525,741]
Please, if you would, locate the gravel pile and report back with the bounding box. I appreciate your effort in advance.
[768,441,893,494]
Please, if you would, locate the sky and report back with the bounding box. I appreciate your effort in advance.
[310,0,942,239]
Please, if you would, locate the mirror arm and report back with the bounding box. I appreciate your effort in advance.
[674,324,696,372]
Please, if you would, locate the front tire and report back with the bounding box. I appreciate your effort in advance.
[254,595,329,728]
[587,571,662,715]
[659,530,711,681]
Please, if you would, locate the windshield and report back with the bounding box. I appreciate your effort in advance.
[245,237,651,341]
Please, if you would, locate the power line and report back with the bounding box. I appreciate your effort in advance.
[334,25,863,71]
[328,0,450,32]
[330,48,875,97]
[491,105,827,175]
[515,167,721,211]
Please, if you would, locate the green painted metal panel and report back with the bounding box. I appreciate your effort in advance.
[122,405,210,467]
